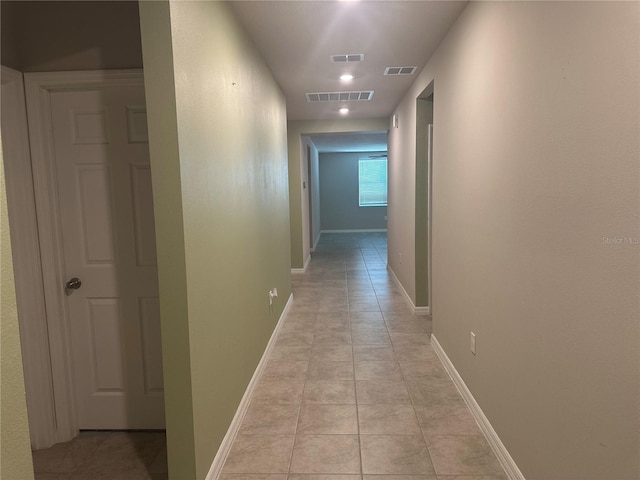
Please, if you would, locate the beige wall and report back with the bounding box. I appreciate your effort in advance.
[288,118,389,268]
[138,2,195,477]
[1,143,35,480]
[389,2,639,479]
[387,109,416,301]
[1,1,142,72]
[139,1,291,479]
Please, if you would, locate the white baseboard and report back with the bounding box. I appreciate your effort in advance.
[291,254,311,274]
[387,265,430,315]
[311,233,321,252]
[320,229,387,233]
[205,294,293,480]
[431,335,526,480]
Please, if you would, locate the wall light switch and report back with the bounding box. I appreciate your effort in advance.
[470,332,476,355]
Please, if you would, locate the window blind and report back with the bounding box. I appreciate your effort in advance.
[358,158,387,207]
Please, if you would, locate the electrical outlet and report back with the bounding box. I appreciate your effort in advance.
[269,288,278,306]
[399,252,403,264]
[470,332,476,355]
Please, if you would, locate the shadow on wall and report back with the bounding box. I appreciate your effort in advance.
[1,1,143,72]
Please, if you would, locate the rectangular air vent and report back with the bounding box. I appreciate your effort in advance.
[306,91,374,102]
[384,66,417,76]
[331,54,365,63]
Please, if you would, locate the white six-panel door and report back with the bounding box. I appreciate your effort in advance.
[49,86,164,429]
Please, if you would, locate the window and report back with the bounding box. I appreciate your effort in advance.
[358,158,387,207]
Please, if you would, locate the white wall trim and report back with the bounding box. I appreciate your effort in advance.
[23,69,146,444]
[431,334,526,480]
[320,229,387,233]
[1,66,59,449]
[300,136,311,268]
[205,293,294,480]
[291,253,311,274]
[311,232,321,252]
[387,265,430,315]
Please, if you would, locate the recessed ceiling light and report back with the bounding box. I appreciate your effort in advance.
[340,74,354,82]
[339,107,349,115]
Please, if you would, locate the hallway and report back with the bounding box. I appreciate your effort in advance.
[221,233,506,478]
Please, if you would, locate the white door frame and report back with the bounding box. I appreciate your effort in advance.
[307,144,314,250]
[2,66,58,449]
[427,123,433,312]
[21,69,145,446]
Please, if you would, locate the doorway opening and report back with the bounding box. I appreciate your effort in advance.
[2,69,167,480]
[307,144,314,250]
[306,131,388,240]
[415,82,434,310]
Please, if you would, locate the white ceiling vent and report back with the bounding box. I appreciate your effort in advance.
[384,66,417,76]
[306,91,374,102]
[331,54,365,63]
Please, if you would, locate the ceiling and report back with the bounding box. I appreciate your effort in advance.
[230,1,467,122]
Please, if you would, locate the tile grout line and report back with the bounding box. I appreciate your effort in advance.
[375,239,439,477]
[278,235,501,478]
[295,234,447,477]
[396,323,440,477]
[287,263,311,477]
[349,245,365,479]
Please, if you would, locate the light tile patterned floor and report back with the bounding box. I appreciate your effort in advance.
[32,233,506,480]
[221,232,506,480]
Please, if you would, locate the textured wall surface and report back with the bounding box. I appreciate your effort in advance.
[1,142,35,480]
[389,2,639,478]
[139,1,291,478]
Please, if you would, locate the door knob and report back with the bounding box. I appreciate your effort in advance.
[65,277,82,290]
